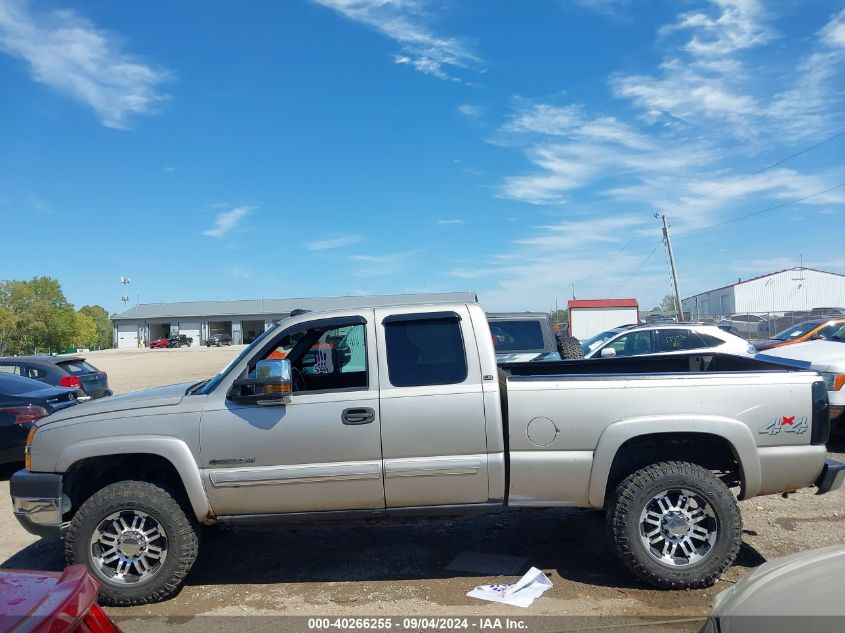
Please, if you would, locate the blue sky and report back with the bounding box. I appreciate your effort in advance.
[1,0,844,314]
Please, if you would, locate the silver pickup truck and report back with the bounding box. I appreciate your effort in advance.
[11,302,844,606]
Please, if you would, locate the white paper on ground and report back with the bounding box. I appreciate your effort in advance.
[467,567,552,608]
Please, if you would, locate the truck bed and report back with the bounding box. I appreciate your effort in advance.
[500,352,798,377]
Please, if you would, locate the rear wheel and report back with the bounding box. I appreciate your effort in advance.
[607,461,741,589]
[66,480,199,606]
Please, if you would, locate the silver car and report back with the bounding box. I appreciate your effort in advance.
[702,545,845,632]
[581,323,756,359]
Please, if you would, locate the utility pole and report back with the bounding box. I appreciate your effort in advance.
[656,213,684,322]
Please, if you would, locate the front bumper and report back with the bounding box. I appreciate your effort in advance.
[815,458,845,495]
[10,470,67,538]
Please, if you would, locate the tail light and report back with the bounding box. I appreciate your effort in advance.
[60,375,81,389]
[0,405,50,425]
[101,371,108,383]
[82,602,122,632]
[811,380,830,446]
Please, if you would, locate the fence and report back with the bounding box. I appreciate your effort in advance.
[678,310,845,341]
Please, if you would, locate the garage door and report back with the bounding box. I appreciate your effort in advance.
[117,324,138,349]
[179,321,201,346]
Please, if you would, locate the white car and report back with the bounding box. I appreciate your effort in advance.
[580,323,756,359]
[757,332,845,426]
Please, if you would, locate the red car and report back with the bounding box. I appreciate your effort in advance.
[149,337,168,348]
[0,565,121,633]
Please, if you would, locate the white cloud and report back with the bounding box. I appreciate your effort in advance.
[304,234,363,250]
[0,0,170,129]
[666,0,773,57]
[202,206,251,238]
[457,103,481,118]
[312,0,480,81]
[437,218,464,225]
[821,9,845,48]
[230,265,251,279]
[350,249,423,276]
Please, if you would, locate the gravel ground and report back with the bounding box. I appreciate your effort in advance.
[2,347,843,632]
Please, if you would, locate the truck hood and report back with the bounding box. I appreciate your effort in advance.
[710,545,845,618]
[37,381,196,426]
[757,340,845,370]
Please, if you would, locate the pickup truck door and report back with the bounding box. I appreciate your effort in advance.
[374,306,490,507]
[199,313,385,516]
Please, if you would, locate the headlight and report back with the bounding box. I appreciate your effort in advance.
[821,372,845,391]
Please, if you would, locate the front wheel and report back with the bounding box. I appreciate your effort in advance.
[606,461,741,589]
[66,480,199,606]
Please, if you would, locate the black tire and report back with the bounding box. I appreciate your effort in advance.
[606,461,741,589]
[557,334,584,359]
[66,480,199,606]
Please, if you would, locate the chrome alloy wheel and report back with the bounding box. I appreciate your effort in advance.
[638,488,717,567]
[89,510,168,584]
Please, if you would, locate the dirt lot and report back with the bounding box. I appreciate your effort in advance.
[2,347,844,631]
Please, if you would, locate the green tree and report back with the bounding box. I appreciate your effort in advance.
[73,312,98,348]
[0,306,18,356]
[78,305,112,349]
[549,308,568,325]
[653,294,678,314]
[0,276,76,354]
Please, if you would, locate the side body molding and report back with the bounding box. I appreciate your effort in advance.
[588,415,760,508]
[55,436,211,522]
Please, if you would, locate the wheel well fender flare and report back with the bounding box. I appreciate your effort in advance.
[57,436,210,522]
[588,416,760,508]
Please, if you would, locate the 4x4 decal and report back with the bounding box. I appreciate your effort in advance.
[759,415,808,435]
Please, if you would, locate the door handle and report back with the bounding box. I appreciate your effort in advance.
[342,407,375,425]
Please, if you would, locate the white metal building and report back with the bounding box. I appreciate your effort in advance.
[111,292,478,348]
[567,299,640,340]
[682,268,845,318]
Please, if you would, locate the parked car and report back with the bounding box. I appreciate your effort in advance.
[810,307,845,317]
[149,337,169,348]
[166,334,192,348]
[701,545,845,633]
[580,323,756,359]
[757,329,845,427]
[0,372,77,465]
[12,301,841,605]
[487,312,562,362]
[753,318,845,351]
[0,565,121,633]
[206,333,232,347]
[0,355,111,401]
[717,313,770,338]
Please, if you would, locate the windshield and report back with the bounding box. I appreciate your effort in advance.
[490,320,546,352]
[581,329,623,354]
[196,322,280,394]
[830,325,845,342]
[772,322,819,341]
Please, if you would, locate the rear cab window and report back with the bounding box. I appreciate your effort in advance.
[384,313,468,387]
[489,320,545,352]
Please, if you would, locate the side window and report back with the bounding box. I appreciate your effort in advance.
[656,330,692,352]
[692,333,723,348]
[385,317,467,387]
[258,321,368,392]
[24,366,48,379]
[606,331,652,356]
[0,364,21,375]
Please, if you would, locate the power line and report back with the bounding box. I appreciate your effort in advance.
[674,181,845,238]
[568,127,845,289]
[660,127,845,216]
[606,239,664,296]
